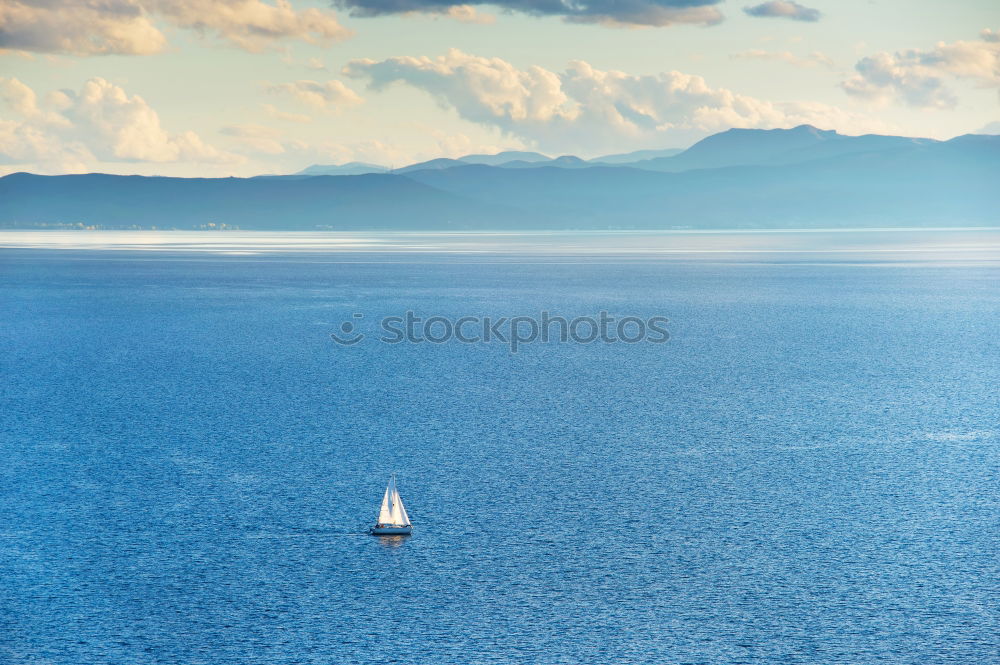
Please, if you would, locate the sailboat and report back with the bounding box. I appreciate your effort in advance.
[370,475,412,535]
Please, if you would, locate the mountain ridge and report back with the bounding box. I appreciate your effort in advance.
[3,127,997,230]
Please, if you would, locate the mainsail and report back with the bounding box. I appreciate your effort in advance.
[377,476,410,526]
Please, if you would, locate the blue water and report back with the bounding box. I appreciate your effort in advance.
[2,241,998,664]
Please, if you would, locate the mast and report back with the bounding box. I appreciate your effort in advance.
[396,487,411,526]
[375,474,411,528]
[391,474,410,526]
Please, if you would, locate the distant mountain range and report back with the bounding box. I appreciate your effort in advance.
[2,125,998,230]
[630,125,940,172]
[294,162,388,176]
[295,148,659,175]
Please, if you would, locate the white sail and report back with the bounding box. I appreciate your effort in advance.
[393,486,411,525]
[377,485,395,524]
[376,476,411,526]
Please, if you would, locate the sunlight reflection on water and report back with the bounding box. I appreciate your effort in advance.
[1,228,999,263]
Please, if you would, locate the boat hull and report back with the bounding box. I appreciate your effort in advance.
[370,525,412,535]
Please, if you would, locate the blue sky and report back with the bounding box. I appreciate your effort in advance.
[1,0,998,175]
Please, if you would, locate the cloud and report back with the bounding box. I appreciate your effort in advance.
[1,77,41,116]
[397,4,494,24]
[69,78,236,162]
[0,0,351,56]
[0,119,93,172]
[151,0,352,52]
[0,77,239,172]
[978,120,1000,134]
[332,0,723,28]
[743,1,820,22]
[0,0,168,55]
[265,79,364,109]
[343,49,888,155]
[842,31,1000,108]
[731,49,834,68]
[436,5,494,24]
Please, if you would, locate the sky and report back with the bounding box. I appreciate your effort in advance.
[0,0,998,176]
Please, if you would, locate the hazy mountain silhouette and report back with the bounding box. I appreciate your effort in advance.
[2,127,997,230]
[393,158,467,173]
[397,151,553,172]
[294,162,387,176]
[500,156,591,169]
[457,151,550,165]
[0,173,516,230]
[633,125,940,172]
[403,135,998,227]
[590,148,684,164]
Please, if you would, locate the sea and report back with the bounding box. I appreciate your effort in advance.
[1,229,998,664]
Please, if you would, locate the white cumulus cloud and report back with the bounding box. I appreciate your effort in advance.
[842,30,1000,108]
[343,49,888,155]
[0,77,239,173]
[0,0,351,56]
